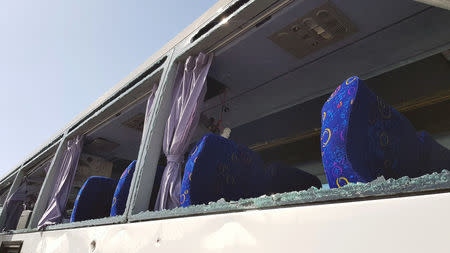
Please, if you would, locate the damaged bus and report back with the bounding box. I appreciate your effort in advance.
[0,0,449,252]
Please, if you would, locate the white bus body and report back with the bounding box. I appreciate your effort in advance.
[1,0,449,252]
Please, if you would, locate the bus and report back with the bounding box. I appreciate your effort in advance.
[0,0,449,252]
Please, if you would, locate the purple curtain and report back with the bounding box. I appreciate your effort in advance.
[38,135,84,229]
[2,183,26,231]
[155,52,213,210]
[1,161,50,231]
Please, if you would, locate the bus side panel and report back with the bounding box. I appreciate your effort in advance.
[1,192,449,252]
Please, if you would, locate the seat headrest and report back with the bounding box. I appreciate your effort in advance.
[321,76,449,188]
[110,160,136,216]
[180,134,265,207]
[70,176,116,222]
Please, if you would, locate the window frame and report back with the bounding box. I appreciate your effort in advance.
[23,53,172,232]
[126,0,450,223]
[0,152,55,232]
[127,0,286,218]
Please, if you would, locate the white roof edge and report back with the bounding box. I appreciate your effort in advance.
[1,0,234,180]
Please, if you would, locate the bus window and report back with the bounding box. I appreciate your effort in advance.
[1,160,50,231]
[142,0,450,215]
[65,91,155,223]
[0,186,11,209]
[30,81,162,227]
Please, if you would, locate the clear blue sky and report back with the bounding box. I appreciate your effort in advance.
[0,0,214,177]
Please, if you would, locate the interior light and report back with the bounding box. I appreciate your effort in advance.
[221,17,230,25]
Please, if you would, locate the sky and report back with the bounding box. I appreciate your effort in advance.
[0,0,214,177]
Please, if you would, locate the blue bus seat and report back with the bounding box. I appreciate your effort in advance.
[70,176,116,222]
[180,134,321,207]
[110,160,136,216]
[321,76,449,188]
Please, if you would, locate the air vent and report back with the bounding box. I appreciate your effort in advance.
[269,2,357,59]
[122,113,145,132]
[191,0,250,43]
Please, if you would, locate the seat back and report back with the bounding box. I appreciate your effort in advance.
[321,76,448,188]
[180,135,323,207]
[264,162,322,194]
[110,160,136,216]
[70,176,116,222]
[180,134,265,207]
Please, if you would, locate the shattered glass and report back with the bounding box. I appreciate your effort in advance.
[132,170,450,221]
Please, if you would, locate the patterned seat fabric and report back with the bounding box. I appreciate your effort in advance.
[321,76,450,188]
[70,176,117,222]
[180,134,322,207]
[110,160,136,216]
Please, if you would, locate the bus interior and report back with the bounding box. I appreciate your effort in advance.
[2,0,449,229]
[170,0,450,208]
[63,85,160,223]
